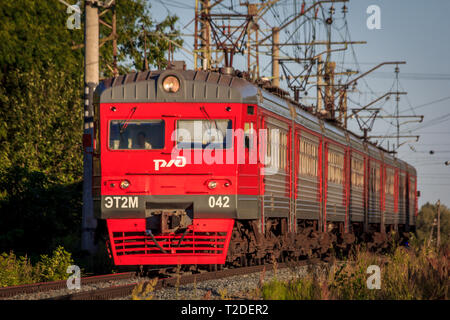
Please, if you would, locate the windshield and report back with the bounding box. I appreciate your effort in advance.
[176,119,232,149]
[109,120,165,150]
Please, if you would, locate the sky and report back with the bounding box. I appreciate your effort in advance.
[149,0,450,207]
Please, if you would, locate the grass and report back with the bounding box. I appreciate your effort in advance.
[259,240,449,300]
[131,278,158,300]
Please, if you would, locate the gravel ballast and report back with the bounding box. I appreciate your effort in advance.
[119,262,331,300]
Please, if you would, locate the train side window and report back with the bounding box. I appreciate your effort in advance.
[328,149,344,184]
[410,178,416,201]
[369,165,381,192]
[266,125,287,171]
[351,157,364,187]
[299,137,318,177]
[375,167,380,192]
[369,166,380,192]
[399,175,406,200]
[268,126,280,169]
[385,168,395,195]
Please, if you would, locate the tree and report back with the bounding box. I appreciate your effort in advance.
[416,202,450,247]
[97,1,183,76]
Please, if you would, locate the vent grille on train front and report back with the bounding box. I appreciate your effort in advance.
[111,231,228,256]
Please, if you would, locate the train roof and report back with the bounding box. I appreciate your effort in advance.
[95,69,260,105]
[95,69,416,175]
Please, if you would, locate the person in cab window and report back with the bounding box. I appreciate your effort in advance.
[134,131,152,149]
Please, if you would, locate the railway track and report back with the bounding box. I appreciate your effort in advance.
[0,272,136,299]
[1,257,328,300]
[49,258,323,300]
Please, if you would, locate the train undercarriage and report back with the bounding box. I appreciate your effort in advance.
[98,216,414,272]
[225,218,413,267]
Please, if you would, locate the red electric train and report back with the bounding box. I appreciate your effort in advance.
[92,66,418,267]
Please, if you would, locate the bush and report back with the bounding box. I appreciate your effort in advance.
[37,246,74,282]
[0,246,75,287]
[0,252,38,287]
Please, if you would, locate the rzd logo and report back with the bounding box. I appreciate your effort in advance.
[154,156,187,171]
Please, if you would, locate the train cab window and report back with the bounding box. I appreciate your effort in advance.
[176,119,232,149]
[109,120,165,150]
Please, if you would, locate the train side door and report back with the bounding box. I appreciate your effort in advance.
[236,105,259,219]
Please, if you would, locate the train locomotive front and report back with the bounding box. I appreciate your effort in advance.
[93,69,260,266]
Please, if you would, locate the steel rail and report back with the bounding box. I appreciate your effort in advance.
[0,272,135,299]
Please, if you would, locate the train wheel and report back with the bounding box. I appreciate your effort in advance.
[208,264,217,272]
[241,255,247,267]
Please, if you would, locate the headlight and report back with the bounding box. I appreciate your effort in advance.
[208,181,217,189]
[120,180,130,189]
[162,75,180,93]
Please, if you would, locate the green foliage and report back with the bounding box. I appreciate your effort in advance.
[261,277,322,300]
[0,252,38,287]
[0,0,83,76]
[0,1,85,256]
[416,202,450,247]
[0,166,82,254]
[0,246,74,287]
[37,246,74,282]
[99,1,183,75]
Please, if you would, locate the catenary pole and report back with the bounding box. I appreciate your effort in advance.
[437,199,441,248]
[82,1,99,255]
